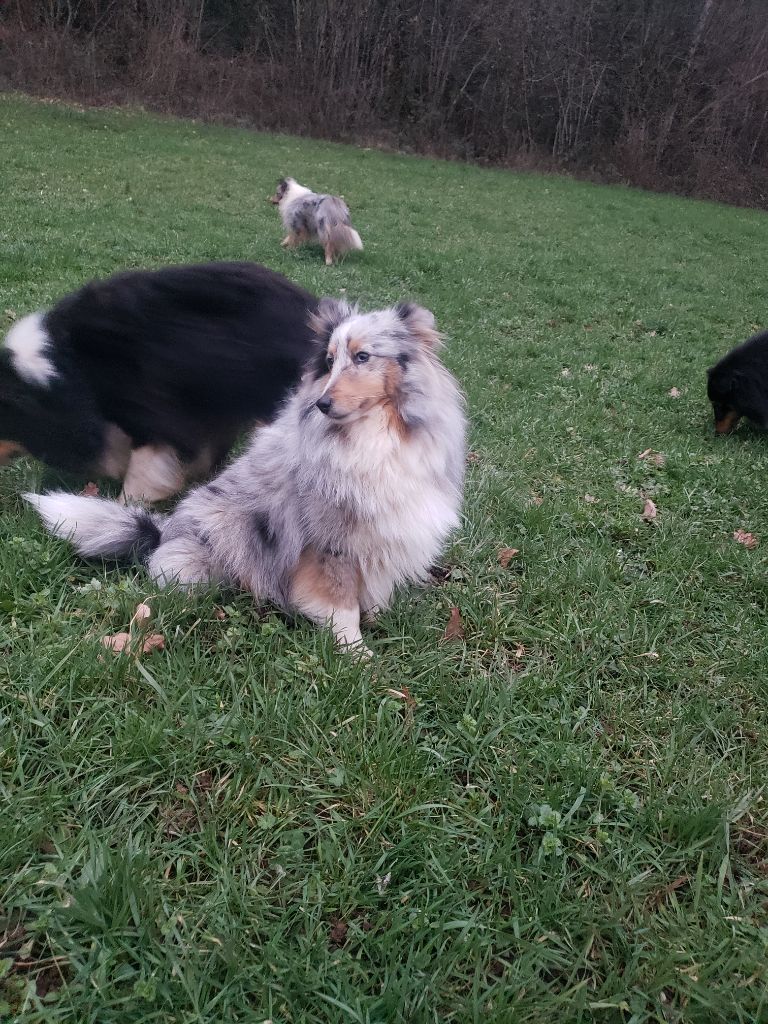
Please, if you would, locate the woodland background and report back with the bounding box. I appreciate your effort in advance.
[3,0,768,208]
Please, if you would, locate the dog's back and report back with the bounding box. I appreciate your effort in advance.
[46,261,318,455]
[0,261,319,497]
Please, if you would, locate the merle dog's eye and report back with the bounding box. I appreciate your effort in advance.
[326,353,334,369]
[355,351,370,364]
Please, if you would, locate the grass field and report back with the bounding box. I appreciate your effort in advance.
[2,93,768,1023]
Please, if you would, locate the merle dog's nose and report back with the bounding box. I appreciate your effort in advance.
[316,396,332,414]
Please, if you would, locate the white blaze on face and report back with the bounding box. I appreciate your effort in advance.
[321,327,353,396]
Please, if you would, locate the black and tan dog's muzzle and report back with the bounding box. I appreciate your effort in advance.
[0,441,26,465]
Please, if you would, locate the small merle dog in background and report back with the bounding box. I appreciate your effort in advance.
[0,262,318,501]
[707,328,768,434]
[270,178,363,266]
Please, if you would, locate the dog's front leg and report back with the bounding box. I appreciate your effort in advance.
[291,547,371,656]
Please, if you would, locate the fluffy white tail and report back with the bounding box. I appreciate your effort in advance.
[322,223,363,258]
[24,492,163,561]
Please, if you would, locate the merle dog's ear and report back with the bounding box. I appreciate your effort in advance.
[308,298,351,347]
[395,302,442,349]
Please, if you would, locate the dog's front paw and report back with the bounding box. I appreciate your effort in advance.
[341,638,373,660]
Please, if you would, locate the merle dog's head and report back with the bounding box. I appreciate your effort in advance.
[305,299,445,430]
[269,178,294,205]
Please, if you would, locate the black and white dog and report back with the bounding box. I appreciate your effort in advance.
[0,262,318,502]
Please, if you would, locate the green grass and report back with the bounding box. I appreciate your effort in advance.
[2,93,768,1024]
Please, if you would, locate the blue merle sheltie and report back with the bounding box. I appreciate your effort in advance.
[270,178,363,266]
[27,301,466,655]
[0,262,318,502]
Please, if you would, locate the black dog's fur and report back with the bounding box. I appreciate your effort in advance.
[0,261,318,486]
[707,329,768,434]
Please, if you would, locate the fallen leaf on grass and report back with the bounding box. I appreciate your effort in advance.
[101,632,131,653]
[132,601,152,626]
[329,919,348,949]
[428,563,451,583]
[212,606,227,620]
[638,449,666,466]
[648,874,690,909]
[466,451,482,464]
[141,633,165,653]
[668,387,681,398]
[386,685,417,709]
[376,872,392,895]
[733,529,758,550]
[642,498,657,521]
[583,494,598,504]
[80,481,99,497]
[498,547,520,567]
[509,643,527,671]
[100,630,164,655]
[442,607,465,641]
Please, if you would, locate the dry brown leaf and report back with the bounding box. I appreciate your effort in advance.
[80,481,100,497]
[101,632,131,653]
[498,547,520,567]
[733,529,758,550]
[329,919,348,949]
[668,387,681,398]
[642,498,658,521]
[648,874,690,909]
[386,685,417,709]
[213,606,227,621]
[141,633,165,654]
[132,602,152,626]
[466,451,482,464]
[583,494,598,504]
[530,493,544,507]
[638,448,666,467]
[442,606,465,642]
